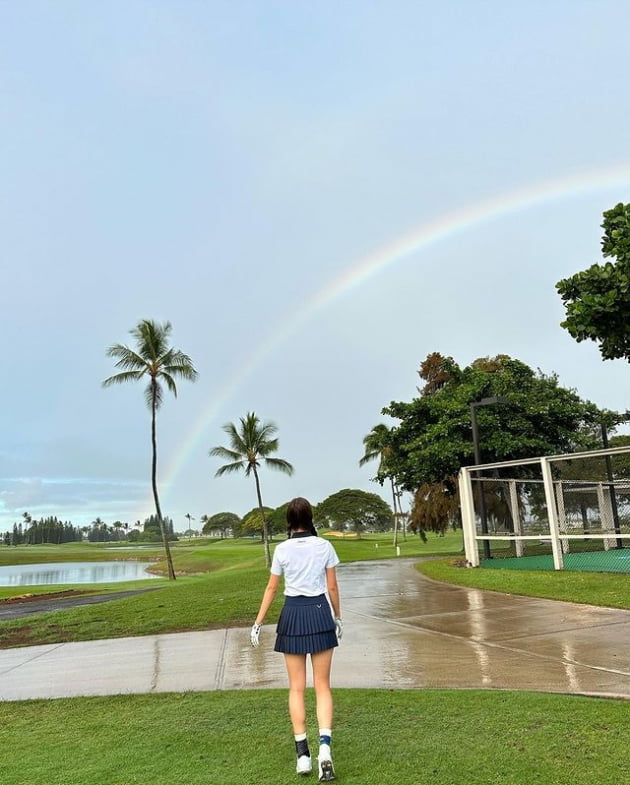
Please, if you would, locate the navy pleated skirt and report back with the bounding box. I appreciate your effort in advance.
[274,594,338,654]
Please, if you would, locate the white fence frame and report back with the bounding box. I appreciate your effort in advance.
[458,445,630,570]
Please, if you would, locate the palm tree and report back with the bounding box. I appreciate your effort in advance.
[210,412,293,567]
[103,319,198,580]
[359,423,402,547]
[184,512,195,539]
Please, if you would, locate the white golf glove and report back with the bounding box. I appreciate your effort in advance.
[335,618,343,641]
[250,623,261,648]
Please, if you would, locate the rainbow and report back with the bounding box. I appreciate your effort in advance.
[159,163,630,508]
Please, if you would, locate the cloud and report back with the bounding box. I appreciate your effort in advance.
[0,476,149,529]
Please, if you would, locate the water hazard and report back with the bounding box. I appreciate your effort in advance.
[0,561,159,586]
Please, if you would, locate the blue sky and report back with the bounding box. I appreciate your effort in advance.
[1,1,630,533]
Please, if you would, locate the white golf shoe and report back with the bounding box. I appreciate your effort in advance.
[317,745,335,782]
[296,755,312,775]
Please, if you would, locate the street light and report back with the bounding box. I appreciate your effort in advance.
[470,396,508,559]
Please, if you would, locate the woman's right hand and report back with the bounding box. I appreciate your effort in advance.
[250,623,262,648]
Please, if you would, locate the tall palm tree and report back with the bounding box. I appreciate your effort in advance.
[103,319,198,580]
[359,423,402,547]
[210,412,293,567]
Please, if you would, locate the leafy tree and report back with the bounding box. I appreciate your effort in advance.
[557,203,630,361]
[103,319,198,580]
[359,424,403,546]
[384,353,605,491]
[315,489,393,536]
[142,513,175,543]
[200,512,241,538]
[241,506,274,538]
[209,412,294,566]
[268,502,291,536]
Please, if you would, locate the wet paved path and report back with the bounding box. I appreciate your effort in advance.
[2,559,630,700]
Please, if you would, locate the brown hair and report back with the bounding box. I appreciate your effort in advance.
[286,497,318,537]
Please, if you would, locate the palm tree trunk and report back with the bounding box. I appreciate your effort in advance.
[390,477,399,548]
[252,465,271,568]
[151,387,176,581]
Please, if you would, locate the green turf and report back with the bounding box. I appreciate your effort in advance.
[482,547,630,573]
[0,689,628,785]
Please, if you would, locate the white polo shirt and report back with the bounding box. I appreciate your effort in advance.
[271,535,340,596]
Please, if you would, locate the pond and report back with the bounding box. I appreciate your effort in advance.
[0,561,159,586]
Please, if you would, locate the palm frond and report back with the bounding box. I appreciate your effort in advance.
[243,459,259,477]
[144,381,163,410]
[359,449,380,467]
[105,345,148,372]
[161,372,178,398]
[131,320,172,361]
[102,370,145,388]
[209,445,242,462]
[214,460,247,477]
[163,349,199,381]
[256,436,279,456]
[211,411,291,482]
[223,422,248,454]
[263,457,294,475]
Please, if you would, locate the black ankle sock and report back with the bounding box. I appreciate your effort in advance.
[295,738,310,758]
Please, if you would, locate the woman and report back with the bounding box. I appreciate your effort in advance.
[250,497,342,781]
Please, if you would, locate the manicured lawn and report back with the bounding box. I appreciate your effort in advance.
[418,556,630,610]
[4,530,630,649]
[0,532,453,647]
[1,689,628,785]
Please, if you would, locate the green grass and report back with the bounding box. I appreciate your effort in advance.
[1,689,628,785]
[7,530,630,649]
[0,532,454,647]
[418,557,630,609]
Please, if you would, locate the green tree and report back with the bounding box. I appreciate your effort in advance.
[315,489,393,536]
[384,353,604,492]
[557,203,630,361]
[103,319,198,580]
[241,506,274,538]
[209,412,294,566]
[200,512,241,538]
[359,423,403,547]
[268,502,291,536]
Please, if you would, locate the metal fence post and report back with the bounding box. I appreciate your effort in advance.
[541,457,564,571]
[458,467,480,567]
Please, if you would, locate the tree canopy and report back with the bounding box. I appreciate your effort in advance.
[314,489,393,534]
[556,202,630,362]
[383,353,607,493]
[241,506,274,537]
[200,512,241,537]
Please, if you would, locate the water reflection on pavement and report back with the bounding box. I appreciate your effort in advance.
[324,559,630,697]
[3,558,630,700]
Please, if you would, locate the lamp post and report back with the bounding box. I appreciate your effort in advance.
[470,396,508,560]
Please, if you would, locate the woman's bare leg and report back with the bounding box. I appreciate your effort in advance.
[284,653,308,734]
[311,648,334,730]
